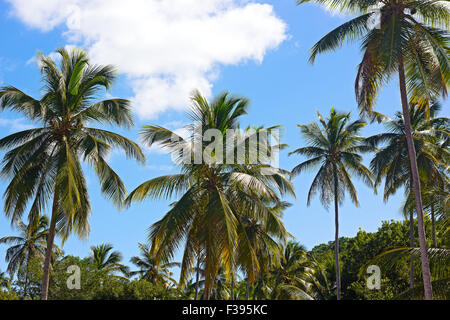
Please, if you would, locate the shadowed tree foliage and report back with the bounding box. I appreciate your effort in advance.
[235,201,290,299]
[368,247,450,299]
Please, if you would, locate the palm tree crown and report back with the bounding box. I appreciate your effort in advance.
[130,243,180,286]
[290,109,374,207]
[0,216,50,277]
[368,102,449,200]
[89,243,129,277]
[125,90,294,299]
[298,0,449,114]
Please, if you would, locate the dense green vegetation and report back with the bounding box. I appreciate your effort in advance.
[0,219,447,300]
[0,0,448,300]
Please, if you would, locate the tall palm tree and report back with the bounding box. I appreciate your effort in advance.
[130,243,180,286]
[89,243,129,278]
[297,0,449,299]
[367,102,449,290]
[289,109,374,299]
[125,91,294,299]
[0,216,50,297]
[0,48,145,299]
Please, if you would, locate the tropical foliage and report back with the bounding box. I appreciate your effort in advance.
[297,0,449,300]
[0,0,449,300]
[290,109,375,299]
[125,91,295,299]
[0,48,144,299]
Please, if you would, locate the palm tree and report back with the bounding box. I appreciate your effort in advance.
[0,216,51,297]
[211,266,231,300]
[183,279,204,299]
[289,109,374,299]
[367,102,449,290]
[368,102,448,203]
[125,90,295,299]
[308,253,335,300]
[418,177,450,247]
[0,48,145,299]
[130,243,180,286]
[89,243,129,278]
[269,241,315,300]
[235,201,290,299]
[192,247,205,300]
[297,0,449,299]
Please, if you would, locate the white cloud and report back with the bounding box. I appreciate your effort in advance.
[7,0,287,119]
[0,117,34,132]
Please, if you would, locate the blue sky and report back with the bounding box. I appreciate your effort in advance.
[0,0,448,276]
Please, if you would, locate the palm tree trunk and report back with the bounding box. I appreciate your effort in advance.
[194,257,200,300]
[202,242,213,300]
[245,277,250,300]
[252,281,258,300]
[398,58,433,300]
[230,273,235,300]
[333,170,341,300]
[431,203,437,247]
[23,267,29,299]
[40,193,58,300]
[409,209,415,291]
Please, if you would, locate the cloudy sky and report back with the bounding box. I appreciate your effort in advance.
[0,0,448,274]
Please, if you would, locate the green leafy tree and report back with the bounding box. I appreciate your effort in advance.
[93,278,181,300]
[297,0,449,299]
[0,48,145,299]
[369,247,450,299]
[48,255,109,300]
[289,109,374,299]
[311,219,439,299]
